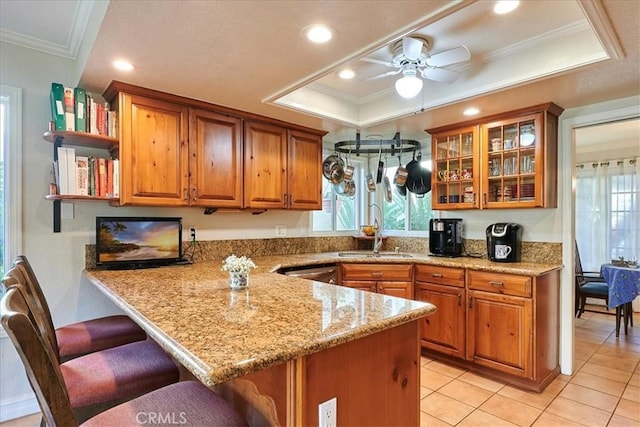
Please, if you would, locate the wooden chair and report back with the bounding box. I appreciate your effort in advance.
[1,287,247,427]
[11,255,146,361]
[2,268,180,423]
[575,242,609,318]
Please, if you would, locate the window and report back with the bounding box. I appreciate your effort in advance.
[1,84,22,277]
[576,158,639,270]
[383,161,434,232]
[312,153,362,232]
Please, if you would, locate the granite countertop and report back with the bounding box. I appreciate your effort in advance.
[85,262,435,387]
[255,251,563,276]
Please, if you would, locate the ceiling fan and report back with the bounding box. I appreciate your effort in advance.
[362,36,471,98]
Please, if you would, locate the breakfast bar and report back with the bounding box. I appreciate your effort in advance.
[85,262,435,426]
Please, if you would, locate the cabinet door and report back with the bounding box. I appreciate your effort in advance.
[377,281,414,299]
[431,126,480,210]
[189,109,243,208]
[467,290,533,379]
[341,280,376,293]
[288,130,322,210]
[244,121,287,208]
[416,282,465,359]
[481,112,550,208]
[119,93,189,206]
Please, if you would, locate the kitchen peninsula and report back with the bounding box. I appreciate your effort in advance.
[85,261,435,426]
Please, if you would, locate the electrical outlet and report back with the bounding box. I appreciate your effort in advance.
[318,397,336,427]
[189,227,196,241]
[275,225,287,237]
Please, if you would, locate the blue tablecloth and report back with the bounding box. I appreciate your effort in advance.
[601,263,640,309]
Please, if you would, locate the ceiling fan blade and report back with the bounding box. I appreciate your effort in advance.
[403,37,423,60]
[360,57,395,67]
[362,69,402,81]
[426,45,471,67]
[422,67,460,84]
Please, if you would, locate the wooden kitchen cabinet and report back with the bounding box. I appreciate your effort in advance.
[431,126,480,209]
[466,269,559,390]
[189,108,243,208]
[427,102,563,210]
[340,263,414,299]
[415,265,466,359]
[117,92,189,206]
[244,122,322,210]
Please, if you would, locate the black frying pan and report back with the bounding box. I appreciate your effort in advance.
[406,152,432,196]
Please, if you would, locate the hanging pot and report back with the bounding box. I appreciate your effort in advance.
[393,154,408,186]
[406,152,432,195]
[383,176,392,203]
[322,154,343,181]
[375,145,384,184]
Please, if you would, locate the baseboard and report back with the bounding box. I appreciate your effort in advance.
[0,394,39,423]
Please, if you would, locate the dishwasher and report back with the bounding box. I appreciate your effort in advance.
[279,263,337,284]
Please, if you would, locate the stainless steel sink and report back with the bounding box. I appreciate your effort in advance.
[337,252,412,258]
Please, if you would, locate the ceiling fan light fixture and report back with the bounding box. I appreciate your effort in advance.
[395,72,423,99]
[494,0,520,15]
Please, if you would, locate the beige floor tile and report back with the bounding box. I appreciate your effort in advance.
[579,361,634,383]
[589,352,640,372]
[421,366,455,390]
[420,411,454,427]
[424,360,467,378]
[457,371,505,393]
[614,398,640,422]
[421,385,434,399]
[623,384,640,403]
[559,383,619,412]
[607,414,640,427]
[570,371,627,397]
[421,356,435,365]
[498,384,560,410]
[532,412,589,427]
[545,396,611,427]
[420,392,475,426]
[457,409,518,426]
[438,379,494,408]
[478,394,542,427]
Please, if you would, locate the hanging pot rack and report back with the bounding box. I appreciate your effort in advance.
[333,132,421,156]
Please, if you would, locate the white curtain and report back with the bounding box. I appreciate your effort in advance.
[576,157,640,273]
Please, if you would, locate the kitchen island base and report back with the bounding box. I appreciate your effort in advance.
[216,320,421,426]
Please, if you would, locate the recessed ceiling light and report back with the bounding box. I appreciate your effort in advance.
[494,0,519,14]
[338,69,355,79]
[113,60,134,71]
[463,107,480,116]
[303,24,335,43]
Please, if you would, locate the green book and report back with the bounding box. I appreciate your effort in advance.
[50,83,65,131]
[74,87,87,132]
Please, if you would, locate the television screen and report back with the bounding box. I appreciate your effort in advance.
[96,217,183,269]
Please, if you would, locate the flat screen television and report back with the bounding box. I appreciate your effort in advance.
[96,216,184,269]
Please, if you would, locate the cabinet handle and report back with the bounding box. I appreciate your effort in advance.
[371,272,383,277]
[489,281,504,287]
[370,285,376,292]
[468,296,473,309]
[457,294,462,306]
[191,188,198,201]
[290,193,294,204]
[183,188,188,200]
[284,194,288,204]
[482,192,487,207]
[329,278,335,285]
[431,273,443,278]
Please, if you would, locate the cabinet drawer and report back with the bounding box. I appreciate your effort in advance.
[467,270,532,297]
[415,264,465,287]
[341,263,413,281]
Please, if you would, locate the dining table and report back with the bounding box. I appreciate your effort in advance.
[600,263,640,336]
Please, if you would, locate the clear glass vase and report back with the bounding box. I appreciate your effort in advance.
[229,271,249,289]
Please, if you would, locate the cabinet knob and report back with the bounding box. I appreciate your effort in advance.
[290,194,294,204]
[191,188,198,201]
[431,273,443,278]
[371,272,383,277]
[183,188,188,200]
[468,296,473,309]
[283,194,288,204]
[489,281,504,287]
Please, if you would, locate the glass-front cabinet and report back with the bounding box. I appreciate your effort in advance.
[431,126,480,210]
[427,103,562,210]
[482,113,542,208]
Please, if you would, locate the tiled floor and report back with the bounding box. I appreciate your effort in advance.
[420,310,640,427]
[3,310,639,427]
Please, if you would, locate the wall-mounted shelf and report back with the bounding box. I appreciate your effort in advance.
[45,130,119,232]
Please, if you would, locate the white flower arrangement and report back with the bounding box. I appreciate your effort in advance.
[221,254,257,274]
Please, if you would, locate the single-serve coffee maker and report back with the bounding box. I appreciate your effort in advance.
[429,218,463,257]
[486,223,522,262]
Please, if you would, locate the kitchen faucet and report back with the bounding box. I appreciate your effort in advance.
[369,203,383,254]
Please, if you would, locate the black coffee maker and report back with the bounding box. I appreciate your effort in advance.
[429,218,463,257]
[486,223,523,262]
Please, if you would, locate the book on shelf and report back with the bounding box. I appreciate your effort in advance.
[56,146,68,195]
[98,157,107,198]
[63,87,75,132]
[76,156,89,196]
[89,157,96,196]
[113,158,120,197]
[74,87,87,132]
[50,83,65,131]
[66,147,77,195]
[88,95,98,135]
